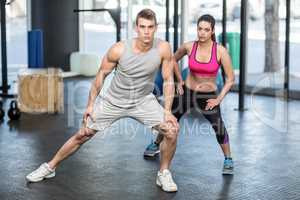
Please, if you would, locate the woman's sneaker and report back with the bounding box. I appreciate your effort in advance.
[26,163,56,182]
[222,157,234,175]
[156,169,178,192]
[143,141,160,157]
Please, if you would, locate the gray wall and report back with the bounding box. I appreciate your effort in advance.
[31,0,79,71]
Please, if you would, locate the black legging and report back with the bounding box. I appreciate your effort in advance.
[172,85,229,144]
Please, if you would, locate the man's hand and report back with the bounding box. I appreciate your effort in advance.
[163,110,179,132]
[82,105,94,127]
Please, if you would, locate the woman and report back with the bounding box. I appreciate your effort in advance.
[144,14,235,175]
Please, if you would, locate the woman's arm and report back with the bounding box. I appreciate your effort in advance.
[217,45,235,102]
[173,42,190,83]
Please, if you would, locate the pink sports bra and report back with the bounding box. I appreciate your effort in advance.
[188,41,220,77]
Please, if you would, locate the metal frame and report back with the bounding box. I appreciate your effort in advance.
[165,0,170,42]
[0,0,14,98]
[127,0,133,39]
[173,0,179,52]
[238,0,248,111]
[221,0,227,85]
[78,0,84,51]
[284,0,291,100]
[74,9,121,42]
[74,0,121,42]
[236,0,292,102]
[180,0,188,70]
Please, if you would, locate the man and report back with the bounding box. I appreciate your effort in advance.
[26,9,179,192]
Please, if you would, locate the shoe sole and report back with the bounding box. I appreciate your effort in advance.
[143,150,160,157]
[156,178,178,192]
[222,169,234,175]
[26,173,55,183]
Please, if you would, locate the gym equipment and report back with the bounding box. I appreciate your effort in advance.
[74,0,121,42]
[28,29,44,68]
[0,100,4,121]
[70,52,102,76]
[0,0,14,98]
[18,68,64,114]
[8,100,21,120]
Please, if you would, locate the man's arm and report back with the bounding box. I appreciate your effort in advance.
[86,42,123,109]
[159,41,175,115]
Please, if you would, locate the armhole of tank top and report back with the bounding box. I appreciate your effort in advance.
[125,39,132,54]
[117,40,130,63]
[215,42,222,66]
[188,41,197,58]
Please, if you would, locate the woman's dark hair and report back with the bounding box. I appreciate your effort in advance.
[197,14,216,41]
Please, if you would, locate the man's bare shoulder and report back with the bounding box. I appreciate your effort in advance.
[110,41,125,55]
[107,41,126,61]
[157,39,172,56]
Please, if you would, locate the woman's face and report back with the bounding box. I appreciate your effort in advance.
[197,21,214,42]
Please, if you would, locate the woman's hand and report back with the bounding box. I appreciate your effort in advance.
[176,81,184,95]
[205,98,221,110]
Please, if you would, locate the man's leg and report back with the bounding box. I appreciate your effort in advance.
[26,98,121,182]
[144,91,185,157]
[131,94,179,192]
[154,122,179,192]
[26,127,97,182]
[156,123,178,171]
[48,127,97,169]
[155,133,164,144]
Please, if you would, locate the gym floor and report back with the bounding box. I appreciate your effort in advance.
[1,77,299,200]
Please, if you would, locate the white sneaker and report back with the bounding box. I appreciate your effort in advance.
[156,169,178,192]
[26,163,56,182]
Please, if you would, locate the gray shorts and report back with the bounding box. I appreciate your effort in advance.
[86,93,164,132]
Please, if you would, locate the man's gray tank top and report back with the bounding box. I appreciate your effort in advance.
[102,38,162,108]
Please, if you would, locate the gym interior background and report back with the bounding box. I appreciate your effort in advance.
[1,0,300,200]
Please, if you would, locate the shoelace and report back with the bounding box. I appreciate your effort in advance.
[224,159,233,168]
[31,164,51,176]
[163,171,175,185]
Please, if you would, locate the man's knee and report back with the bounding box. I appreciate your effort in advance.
[161,123,179,141]
[76,127,96,142]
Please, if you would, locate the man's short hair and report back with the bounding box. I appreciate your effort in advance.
[135,8,157,25]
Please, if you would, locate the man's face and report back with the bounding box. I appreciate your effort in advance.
[135,18,157,44]
[197,21,214,42]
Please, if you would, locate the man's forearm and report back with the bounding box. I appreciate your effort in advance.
[86,74,105,108]
[163,76,175,112]
[86,82,99,108]
[173,58,183,83]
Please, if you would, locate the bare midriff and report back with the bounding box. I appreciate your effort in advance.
[185,74,217,92]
